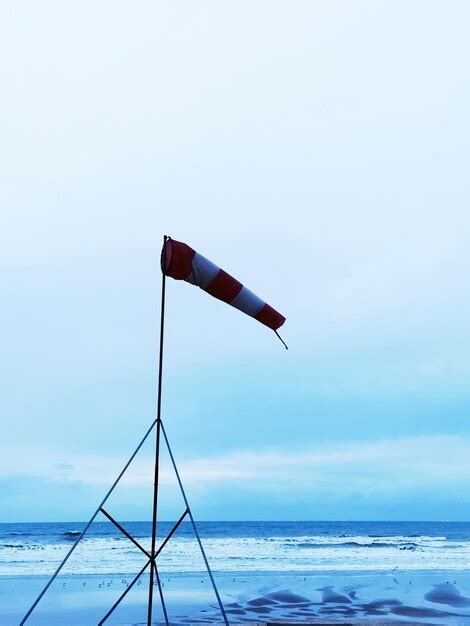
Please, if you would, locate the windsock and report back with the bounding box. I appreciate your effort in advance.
[161,238,286,333]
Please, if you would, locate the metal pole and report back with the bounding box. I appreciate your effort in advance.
[147,235,167,625]
[154,508,188,558]
[100,507,151,559]
[20,417,157,625]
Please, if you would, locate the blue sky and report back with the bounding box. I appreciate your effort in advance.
[1,1,470,521]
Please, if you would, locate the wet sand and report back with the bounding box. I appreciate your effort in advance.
[2,570,470,625]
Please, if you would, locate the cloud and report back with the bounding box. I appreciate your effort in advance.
[54,462,75,471]
[3,434,470,499]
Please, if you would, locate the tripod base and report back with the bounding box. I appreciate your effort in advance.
[20,418,229,626]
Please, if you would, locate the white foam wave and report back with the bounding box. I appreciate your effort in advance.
[0,533,469,576]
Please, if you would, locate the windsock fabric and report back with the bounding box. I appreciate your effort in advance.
[162,238,286,331]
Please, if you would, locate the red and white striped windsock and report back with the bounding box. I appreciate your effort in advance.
[162,238,286,334]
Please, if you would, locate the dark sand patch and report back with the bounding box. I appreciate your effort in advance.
[265,622,355,626]
[226,608,247,615]
[391,604,462,618]
[247,597,279,606]
[318,585,352,603]
[264,590,311,604]
[247,606,273,614]
[319,606,358,617]
[266,620,354,626]
[274,602,313,608]
[362,607,389,615]
[425,582,470,607]
[359,598,403,609]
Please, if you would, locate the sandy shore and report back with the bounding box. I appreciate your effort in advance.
[2,570,470,625]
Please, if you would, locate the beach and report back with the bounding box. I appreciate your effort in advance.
[1,521,470,625]
[3,570,470,625]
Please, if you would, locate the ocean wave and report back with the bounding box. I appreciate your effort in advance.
[293,540,420,550]
[63,531,82,539]
[0,525,467,576]
[368,533,423,538]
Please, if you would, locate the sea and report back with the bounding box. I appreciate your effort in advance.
[1,520,469,576]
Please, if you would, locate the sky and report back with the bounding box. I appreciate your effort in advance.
[1,0,470,522]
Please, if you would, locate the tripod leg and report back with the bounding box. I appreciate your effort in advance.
[98,560,151,625]
[153,561,170,626]
[160,420,230,626]
[20,418,157,625]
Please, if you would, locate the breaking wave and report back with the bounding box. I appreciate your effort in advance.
[0,522,467,576]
